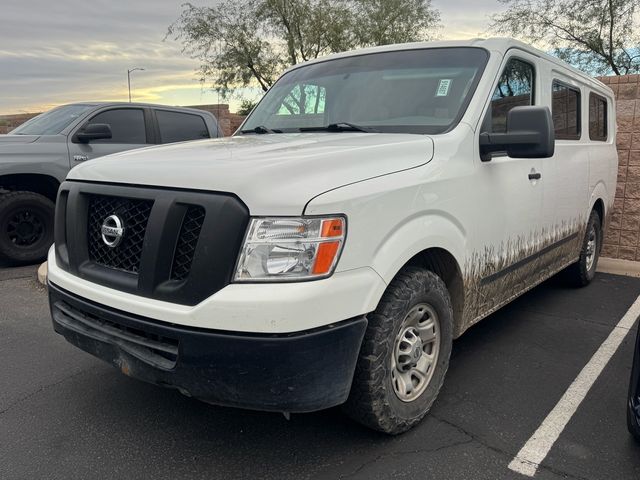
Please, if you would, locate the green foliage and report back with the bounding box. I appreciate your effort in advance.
[490,0,640,75]
[237,99,259,116]
[352,0,441,46]
[167,0,440,96]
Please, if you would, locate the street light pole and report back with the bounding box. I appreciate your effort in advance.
[127,67,145,103]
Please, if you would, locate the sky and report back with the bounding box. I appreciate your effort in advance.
[0,0,504,115]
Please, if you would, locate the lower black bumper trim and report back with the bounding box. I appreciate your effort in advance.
[49,282,367,413]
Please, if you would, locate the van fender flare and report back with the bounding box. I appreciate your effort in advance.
[589,181,609,222]
[370,211,467,288]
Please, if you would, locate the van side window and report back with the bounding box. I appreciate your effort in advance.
[589,93,608,141]
[552,81,581,140]
[488,58,534,133]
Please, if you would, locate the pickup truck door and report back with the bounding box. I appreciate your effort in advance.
[67,107,153,164]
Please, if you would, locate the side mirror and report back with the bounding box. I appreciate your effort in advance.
[479,106,555,162]
[75,123,112,143]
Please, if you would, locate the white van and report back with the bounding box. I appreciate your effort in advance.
[47,38,617,434]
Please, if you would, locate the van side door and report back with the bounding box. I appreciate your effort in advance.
[68,107,153,163]
[469,53,546,319]
[543,74,589,264]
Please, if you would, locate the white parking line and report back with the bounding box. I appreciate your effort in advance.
[508,294,640,477]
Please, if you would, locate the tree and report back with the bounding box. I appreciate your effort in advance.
[353,0,441,46]
[167,0,440,96]
[237,99,258,116]
[490,0,640,76]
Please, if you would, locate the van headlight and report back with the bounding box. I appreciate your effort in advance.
[234,216,346,282]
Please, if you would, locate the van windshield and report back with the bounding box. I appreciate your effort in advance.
[241,47,488,135]
[11,104,93,135]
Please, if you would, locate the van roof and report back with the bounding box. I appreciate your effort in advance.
[285,37,612,96]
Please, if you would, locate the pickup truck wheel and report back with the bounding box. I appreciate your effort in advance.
[343,267,453,434]
[0,191,55,264]
[565,209,601,287]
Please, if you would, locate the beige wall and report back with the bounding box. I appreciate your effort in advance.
[598,75,640,261]
[185,104,245,136]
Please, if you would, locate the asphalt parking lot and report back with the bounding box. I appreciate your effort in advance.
[1,265,640,480]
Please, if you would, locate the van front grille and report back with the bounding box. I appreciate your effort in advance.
[87,195,153,273]
[54,181,249,306]
[171,206,206,281]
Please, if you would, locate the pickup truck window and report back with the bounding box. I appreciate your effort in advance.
[156,110,210,143]
[242,47,489,135]
[11,104,94,135]
[87,108,147,144]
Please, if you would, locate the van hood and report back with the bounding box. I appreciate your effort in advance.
[68,133,433,215]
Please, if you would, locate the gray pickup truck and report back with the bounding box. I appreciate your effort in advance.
[0,102,221,264]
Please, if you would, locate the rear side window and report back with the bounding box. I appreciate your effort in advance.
[488,58,535,133]
[87,109,147,144]
[552,81,581,140]
[589,93,608,141]
[156,111,210,143]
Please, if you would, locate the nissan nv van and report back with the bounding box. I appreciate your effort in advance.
[47,38,617,434]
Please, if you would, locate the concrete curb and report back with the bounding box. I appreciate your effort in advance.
[37,261,47,286]
[597,257,640,278]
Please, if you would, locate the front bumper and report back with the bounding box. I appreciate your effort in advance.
[47,247,386,334]
[49,282,367,412]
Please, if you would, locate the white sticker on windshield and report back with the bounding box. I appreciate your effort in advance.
[436,79,452,97]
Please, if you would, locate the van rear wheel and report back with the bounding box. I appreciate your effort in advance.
[565,209,601,287]
[343,267,453,434]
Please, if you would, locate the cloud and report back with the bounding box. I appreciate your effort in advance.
[0,0,206,113]
[435,0,507,39]
[0,0,504,115]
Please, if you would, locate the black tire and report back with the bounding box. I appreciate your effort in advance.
[343,266,453,434]
[564,209,601,287]
[0,191,55,265]
[627,399,640,442]
[628,328,640,442]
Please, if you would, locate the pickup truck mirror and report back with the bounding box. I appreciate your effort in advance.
[479,106,555,162]
[75,123,113,143]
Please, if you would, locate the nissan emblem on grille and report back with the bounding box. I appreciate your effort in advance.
[101,215,125,248]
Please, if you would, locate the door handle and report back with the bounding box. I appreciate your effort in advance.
[528,172,541,180]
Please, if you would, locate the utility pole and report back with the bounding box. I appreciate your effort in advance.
[127,67,145,102]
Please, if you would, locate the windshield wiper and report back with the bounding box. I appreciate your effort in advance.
[299,122,379,133]
[240,125,282,134]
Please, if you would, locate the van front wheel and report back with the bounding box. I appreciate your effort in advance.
[343,267,453,434]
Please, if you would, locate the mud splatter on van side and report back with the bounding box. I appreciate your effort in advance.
[457,218,585,336]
